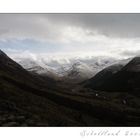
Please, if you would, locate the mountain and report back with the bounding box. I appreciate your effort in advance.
[83,57,140,92]
[16,56,117,83]
[62,61,97,83]
[123,57,140,72]
[17,58,71,76]
[61,57,117,83]
[0,50,83,126]
[18,59,60,80]
[83,63,125,89]
[2,50,140,126]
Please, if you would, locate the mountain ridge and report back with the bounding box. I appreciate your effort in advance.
[83,56,140,92]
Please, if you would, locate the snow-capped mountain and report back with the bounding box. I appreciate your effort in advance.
[16,56,119,82]
[18,58,62,80]
[62,61,95,82]
[62,56,119,82]
[18,59,44,72]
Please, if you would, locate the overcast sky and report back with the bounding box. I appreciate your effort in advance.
[0,14,140,60]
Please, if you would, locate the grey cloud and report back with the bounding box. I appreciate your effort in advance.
[0,14,140,38]
[45,14,140,38]
[1,14,140,59]
[121,50,140,57]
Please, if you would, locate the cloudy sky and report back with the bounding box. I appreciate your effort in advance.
[0,14,140,60]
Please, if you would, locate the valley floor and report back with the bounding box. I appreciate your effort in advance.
[1,76,140,126]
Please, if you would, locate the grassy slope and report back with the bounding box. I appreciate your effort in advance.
[1,69,140,126]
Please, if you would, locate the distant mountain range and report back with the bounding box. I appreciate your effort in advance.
[16,56,117,82]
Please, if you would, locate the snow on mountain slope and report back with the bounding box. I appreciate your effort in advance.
[17,58,61,80]
[64,61,97,82]
[16,56,119,82]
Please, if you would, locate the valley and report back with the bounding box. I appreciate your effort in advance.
[1,50,140,126]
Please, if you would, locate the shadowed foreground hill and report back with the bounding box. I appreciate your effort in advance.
[1,50,140,126]
[83,57,140,92]
[0,50,83,126]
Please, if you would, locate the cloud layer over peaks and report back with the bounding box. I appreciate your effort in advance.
[0,14,140,59]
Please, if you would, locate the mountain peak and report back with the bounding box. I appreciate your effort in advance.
[0,49,27,73]
[128,57,140,64]
[0,49,3,53]
[0,49,7,57]
[0,50,10,64]
[123,56,140,72]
